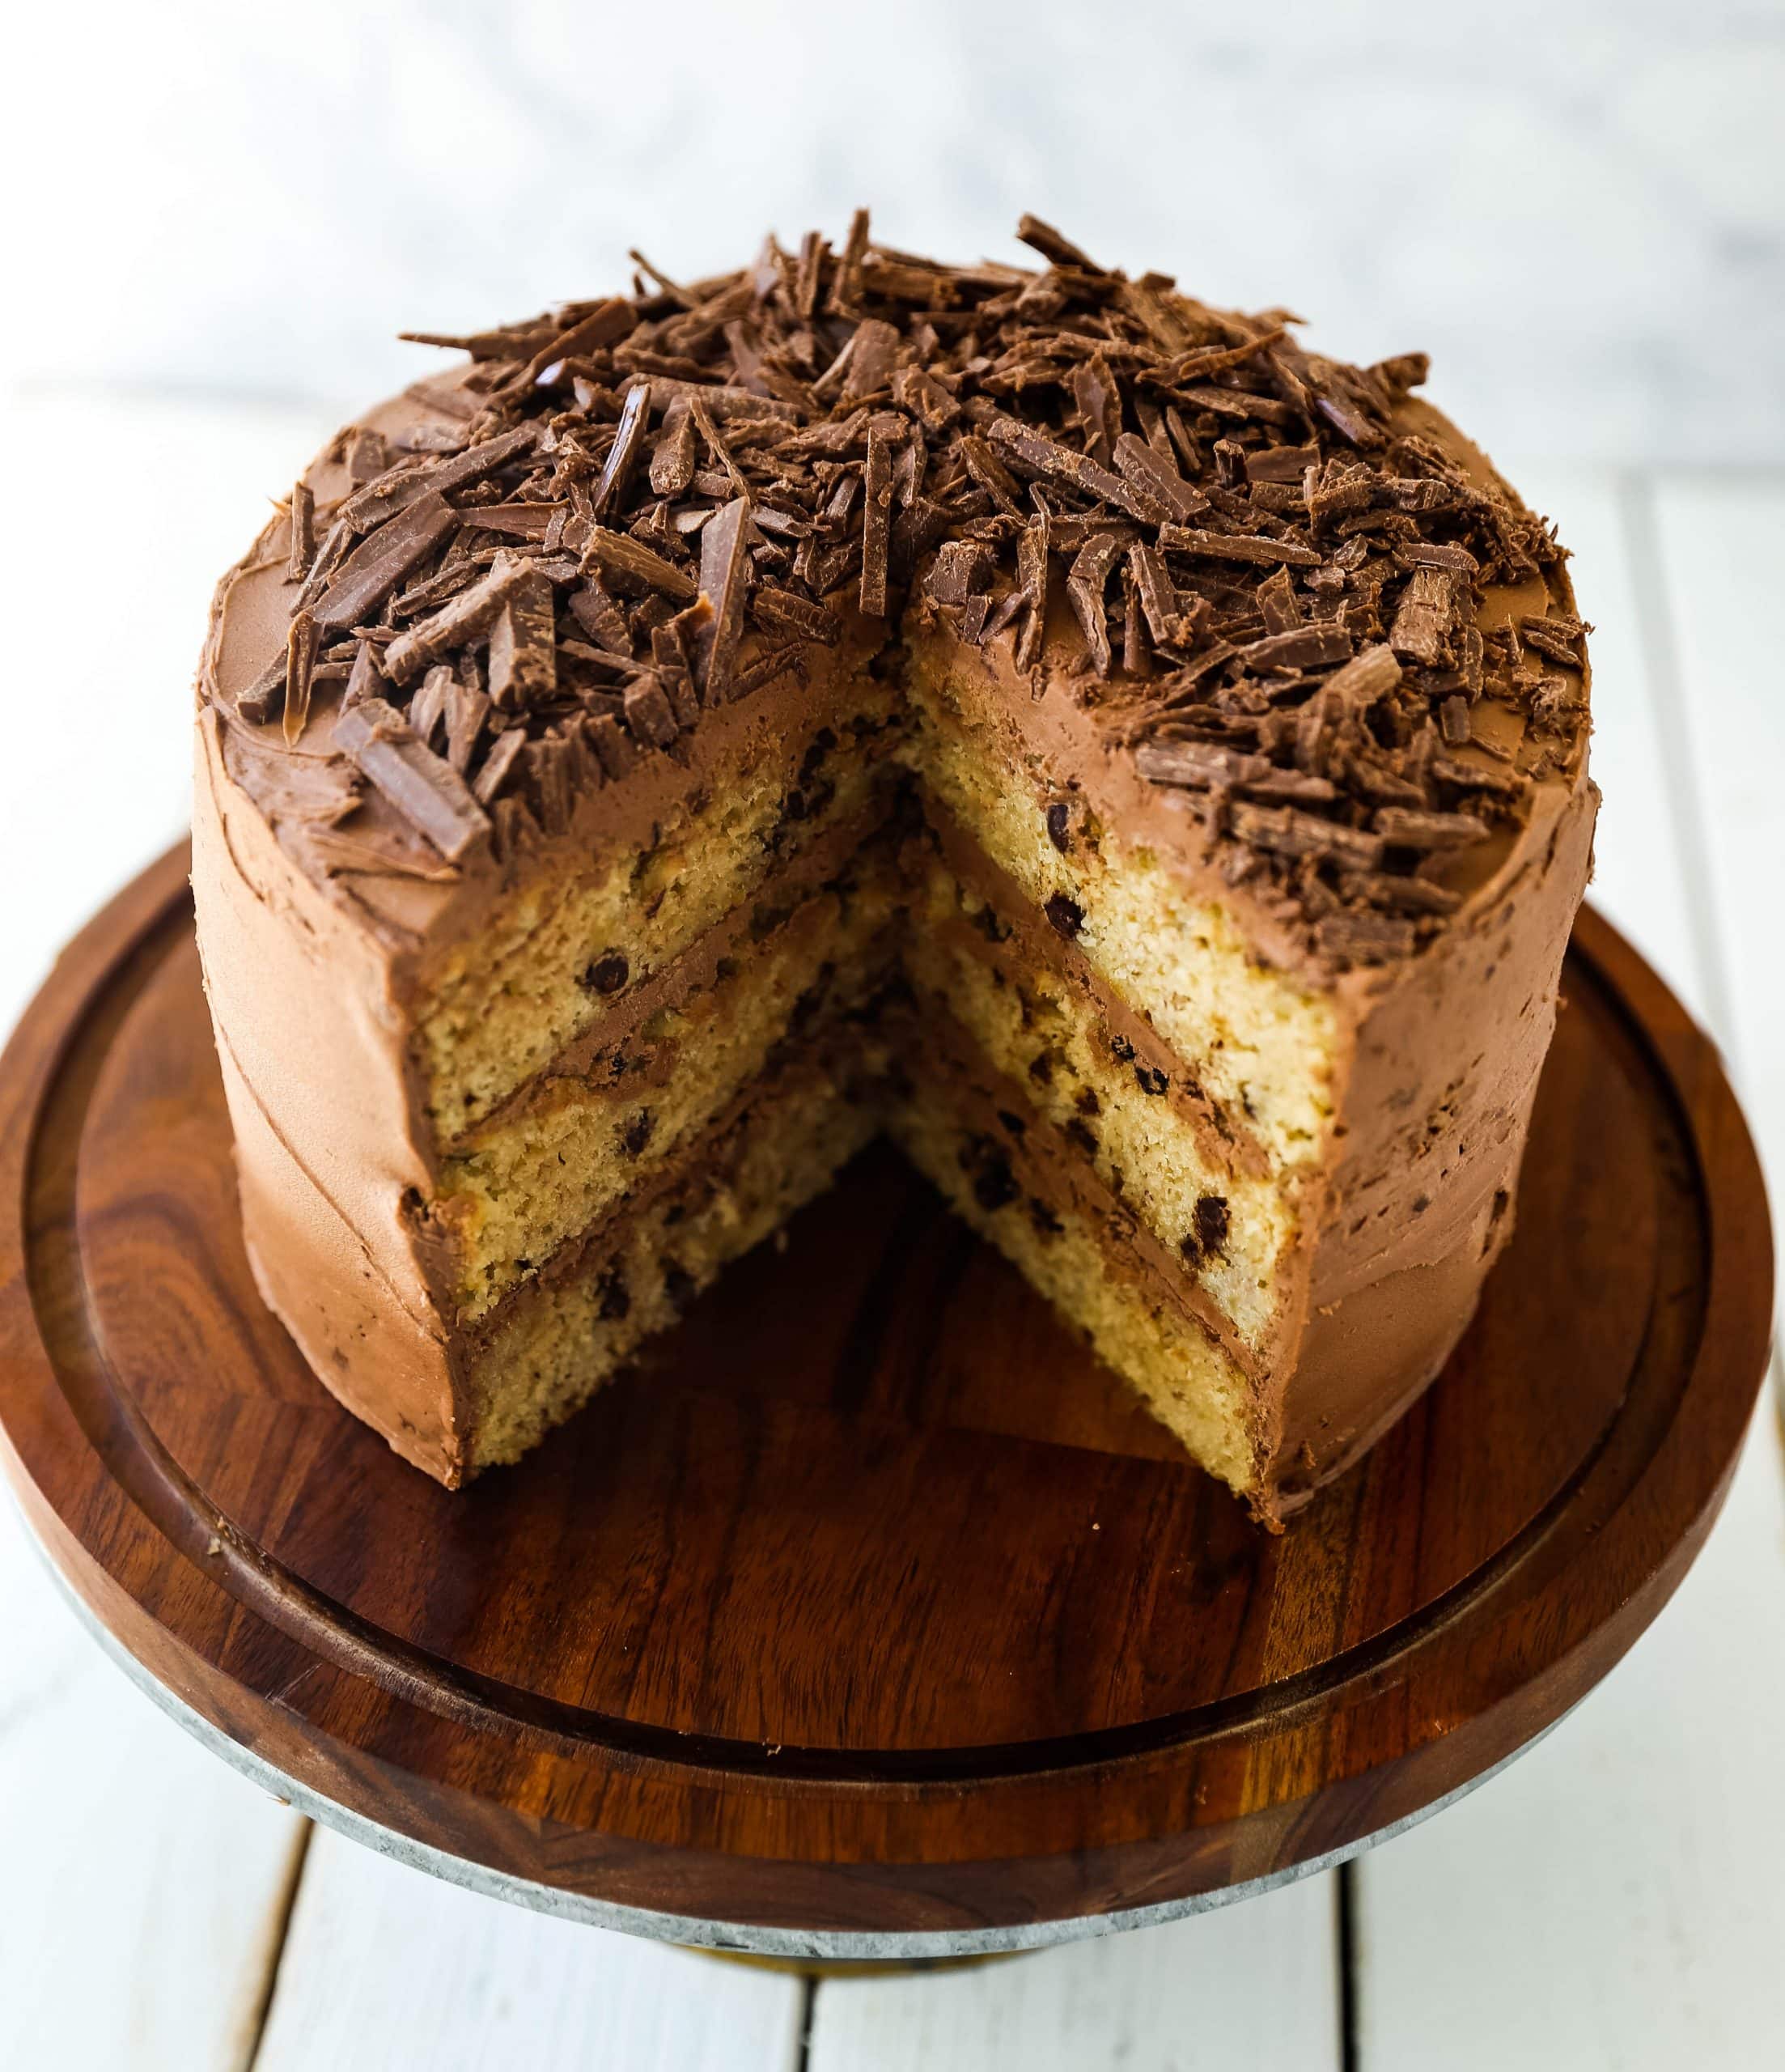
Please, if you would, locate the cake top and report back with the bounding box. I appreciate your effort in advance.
[204,211,1589,969]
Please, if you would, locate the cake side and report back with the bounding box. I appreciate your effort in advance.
[193,707,463,1478]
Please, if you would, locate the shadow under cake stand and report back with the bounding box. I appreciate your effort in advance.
[0,846,1772,1960]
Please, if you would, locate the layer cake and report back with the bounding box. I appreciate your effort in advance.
[192,213,1596,1524]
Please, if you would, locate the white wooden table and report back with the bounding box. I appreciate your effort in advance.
[2,393,1779,2070]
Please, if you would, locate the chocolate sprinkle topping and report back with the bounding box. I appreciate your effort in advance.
[215,212,1582,965]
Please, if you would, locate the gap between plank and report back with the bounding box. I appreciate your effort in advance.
[1338,1860,1361,2072]
[237,1819,315,2072]
[795,1972,819,2072]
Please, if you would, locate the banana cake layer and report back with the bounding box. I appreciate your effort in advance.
[191,214,1595,1523]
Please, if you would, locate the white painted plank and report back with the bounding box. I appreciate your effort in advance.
[1355,1419,1785,2072]
[1355,469,1785,2069]
[1497,460,1717,1023]
[1647,473,1785,1250]
[0,390,340,2072]
[808,1874,1341,2072]
[0,388,337,1042]
[0,1495,305,2072]
[254,1827,803,2072]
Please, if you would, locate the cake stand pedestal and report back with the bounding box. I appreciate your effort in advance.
[0,847,1771,1961]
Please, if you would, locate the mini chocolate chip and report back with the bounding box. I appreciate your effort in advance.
[621,1109,655,1157]
[1411,1193,1431,1216]
[584,950,629,995]
[1045,892,1084,940]
[1179,1231,1202,1263]
[663,1261,697,1309]
[996,1108,1028,1138]
[1134,1064,1168,1097]
[798,727,837,784]
[1194,1194,1230,1256]
[1075,1087,1100,1117]
[782,788,808,823]
[791,966,835,1036]
[1066,1119,1099,1157]
[1109,1034,1135,1063]
[1045,801,1071,855]
[1028,1050,1056,1085]
[596,1272,630,1322]
[960,1134,1019,1212]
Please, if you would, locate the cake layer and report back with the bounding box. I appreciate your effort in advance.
[901,840,1290,1351]
[418,693,902,1137]
[470,1054,881,1471]
[903,656,1338,1169]
[886,1013,1257,1499]
[437,841,901,1318]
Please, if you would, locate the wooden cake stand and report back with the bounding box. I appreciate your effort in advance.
[0,847,1771,1960]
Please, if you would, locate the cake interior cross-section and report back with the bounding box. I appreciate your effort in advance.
[190,212,1596,1526]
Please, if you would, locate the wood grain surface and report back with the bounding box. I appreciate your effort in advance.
[0,846,1771,1951]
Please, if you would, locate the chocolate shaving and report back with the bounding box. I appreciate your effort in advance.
[1157,526,1321,567]
[342,425,538,534]
[312,494,458,631]
[1238,623,1352,673]
[1519,612,1588,666]
[1015,516,1049,669]
[333,698,490,860]
[286,482,316,583]
[1066,532,1126,677]
[1389,567,1455,666]
[1317,911,1417,962]
[503,299,635,393]
[582,526,699,601]
[410,664,454,747]
[384,554,535,684]
[282,610,320,747]
[698,497,753,697]
[1112,433,1203,522]
[445,678,490,771]
[1374,807,1490,851]
[860,427,893,617]
[1136,740,1271,789]
[458,502,561,539]
[341,636,386,711]
[471,726,528,805]
[237,656,286,726]
[988,419,1164,525]
[925,540,992,607]
[305,828,461,883]
[487,571,558,710]
[754,585,842,643]
[624,675,681,749]
[1015,214,1104,274]
[1231,801,1384,870]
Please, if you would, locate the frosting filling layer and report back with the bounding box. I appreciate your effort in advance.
[901,846,1291,1352]
[886,1008,1257,1494]
[469,1052,882,1470]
